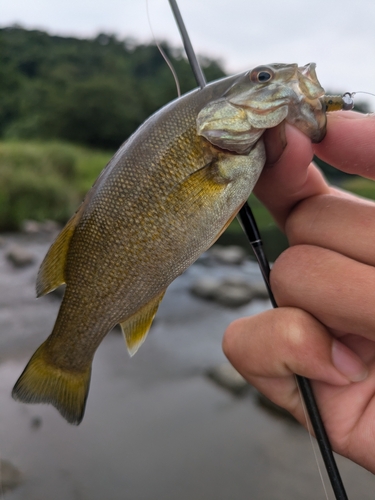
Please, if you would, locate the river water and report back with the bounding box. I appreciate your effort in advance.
[0,233,374,499]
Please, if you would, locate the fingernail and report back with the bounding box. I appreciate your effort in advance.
[332,340,368,382]
[328,111,375,121]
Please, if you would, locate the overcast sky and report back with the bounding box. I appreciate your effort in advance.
[2,0,374,110]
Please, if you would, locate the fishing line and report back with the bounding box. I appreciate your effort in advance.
[168,0,206,89]
[347,91,375,112]
[348,91,375,99]
[239,204,348,500]
[0,457,3,500]
[295,374,330,500]
[146,0,181,97]
[167,1,349,498]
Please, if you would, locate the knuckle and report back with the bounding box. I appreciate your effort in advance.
[270,245,321,306]
[285,204,304,244]
[270,245,306,295]
[222,318,242,359]
[283,308,310,349]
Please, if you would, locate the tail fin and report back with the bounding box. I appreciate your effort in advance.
[12,342,91,425]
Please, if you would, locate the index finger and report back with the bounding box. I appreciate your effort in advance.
[254,111,375,229]
[313,112,375,178]
[254,124,329,229]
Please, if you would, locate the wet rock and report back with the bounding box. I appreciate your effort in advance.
[209,245,247,265]
[6,245,36,268]
[190,276,254,307]
[190,276,221,300]
[251,281,270,300]
[207,363,249,395]
[42,220,61,233]
[256,391,297,423]
[195,252,214,267]
[30,416,43,430]
[215,277,254,307]
[21,220,41,234]
[0,459,22,492]
[22,219,60,234]
[0,236,6,248]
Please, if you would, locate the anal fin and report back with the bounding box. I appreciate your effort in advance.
[120,290,166,357]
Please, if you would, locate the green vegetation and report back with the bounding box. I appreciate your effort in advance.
[1,25,374,254]
[0,27,225,149]
[0,26,225,232]
[0,140,111,230]
[340,177,375,200]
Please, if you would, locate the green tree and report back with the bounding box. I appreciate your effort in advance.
[0,27,226,149]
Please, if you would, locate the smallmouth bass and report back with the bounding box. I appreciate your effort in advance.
[13,63,327,424]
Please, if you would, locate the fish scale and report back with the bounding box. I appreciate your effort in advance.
[12,63,328,424]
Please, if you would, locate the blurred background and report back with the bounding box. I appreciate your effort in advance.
[0,1,375,498]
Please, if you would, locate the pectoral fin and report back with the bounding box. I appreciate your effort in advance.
[120,290,166,357]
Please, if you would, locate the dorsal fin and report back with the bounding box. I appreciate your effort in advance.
[120,290,166,356]
[36,210,82,297]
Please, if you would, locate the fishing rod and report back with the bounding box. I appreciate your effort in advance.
[167,1,348,498]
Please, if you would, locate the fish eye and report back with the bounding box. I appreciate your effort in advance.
[250,67,274,84]
[257,71,272,82]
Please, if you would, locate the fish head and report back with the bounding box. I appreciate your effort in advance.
[197,62,327,154]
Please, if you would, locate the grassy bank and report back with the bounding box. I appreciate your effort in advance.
[1,139,375,261]
[0,140,111,230]
[0,139,280,233]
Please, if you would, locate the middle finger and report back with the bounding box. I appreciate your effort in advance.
[271,244,375,340]
[286,193,375,267]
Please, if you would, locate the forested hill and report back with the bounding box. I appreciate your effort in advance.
[0,26,226,149]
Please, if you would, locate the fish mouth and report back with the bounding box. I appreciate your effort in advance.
[286,62,327,143]
[273,62,324,101]
[196,62,328,153]
[297,63,325,101]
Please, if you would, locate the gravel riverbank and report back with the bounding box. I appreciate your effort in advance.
[0,232,374,499]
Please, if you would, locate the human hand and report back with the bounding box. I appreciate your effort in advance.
[223,112,375,472]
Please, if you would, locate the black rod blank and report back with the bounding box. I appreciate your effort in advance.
[168,0,206,89]
[167,1,348,498]
[238,204,348,500]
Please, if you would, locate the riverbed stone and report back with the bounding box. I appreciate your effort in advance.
[207,363,249,395]
[22,219,60,234]
[1,233,374,498]
[256,391,297,422]
[250,281,270,300]
[0,459,22,492]
[209,245,247,265]
[190,276,255,307]
[190,276,221,300]
[215,277,254,307]
[6,245,36,268]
